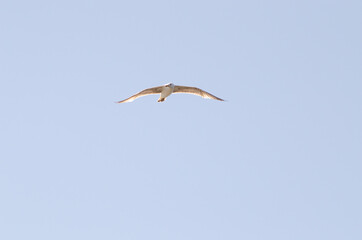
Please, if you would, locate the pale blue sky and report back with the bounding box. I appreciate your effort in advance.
[1,0,361,239]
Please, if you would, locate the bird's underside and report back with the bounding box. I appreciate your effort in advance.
[115,84,224,103]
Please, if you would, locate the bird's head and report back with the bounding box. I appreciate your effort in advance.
[165,83,175,88]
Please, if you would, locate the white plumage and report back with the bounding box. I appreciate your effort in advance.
[116,83,224,103]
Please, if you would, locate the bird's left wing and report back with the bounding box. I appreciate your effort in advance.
[173,85,224,101]
[116,86,163,103]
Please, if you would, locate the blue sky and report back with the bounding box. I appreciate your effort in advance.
[0,0,361,239]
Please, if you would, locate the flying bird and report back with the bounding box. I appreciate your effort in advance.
[115,83,224,103]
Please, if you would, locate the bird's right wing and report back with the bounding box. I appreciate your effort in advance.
[115,86,163,103]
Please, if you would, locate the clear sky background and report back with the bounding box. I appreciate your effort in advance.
[1,0,361,239]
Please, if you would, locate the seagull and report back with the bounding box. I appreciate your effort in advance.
[115,83,224,103]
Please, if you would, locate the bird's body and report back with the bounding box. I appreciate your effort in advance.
[116,83,224,103]
[158,84,174,102]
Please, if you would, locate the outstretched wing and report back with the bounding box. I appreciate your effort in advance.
[173,86,224,101]
[116,86,163,103]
